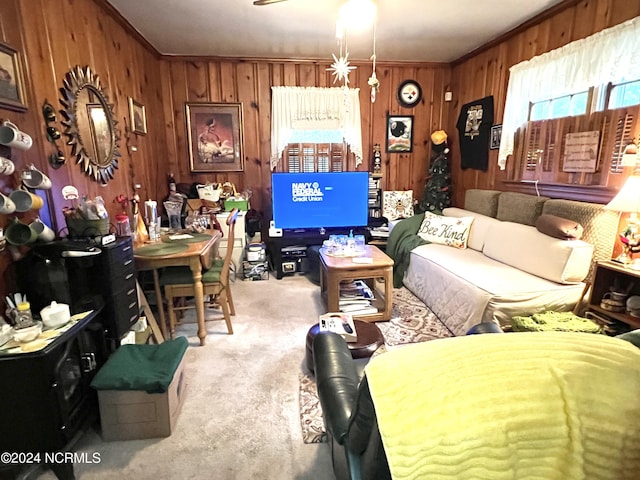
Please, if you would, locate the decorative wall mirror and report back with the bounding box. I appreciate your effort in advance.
[60,65,120,183]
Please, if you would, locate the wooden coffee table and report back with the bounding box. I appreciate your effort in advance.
[319,244,394,322]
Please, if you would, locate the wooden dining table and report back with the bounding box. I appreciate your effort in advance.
[134,230,222,346]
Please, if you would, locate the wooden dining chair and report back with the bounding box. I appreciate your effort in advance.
[162,208,239,337]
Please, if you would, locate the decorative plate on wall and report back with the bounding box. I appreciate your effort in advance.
[397,80,422,108]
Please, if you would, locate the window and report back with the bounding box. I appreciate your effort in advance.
[270,86,363,171]
[608,79,640,110]
[277,129,350,172]
[530,91,589,121]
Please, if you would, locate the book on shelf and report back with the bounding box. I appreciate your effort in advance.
[319,312,357,342]
[340,306,378,316]
[340,279,374,300]
[340,302,372,312]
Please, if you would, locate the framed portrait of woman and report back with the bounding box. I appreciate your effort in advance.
[185,102,244,172]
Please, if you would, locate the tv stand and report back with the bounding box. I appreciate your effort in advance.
[267,227,368,279]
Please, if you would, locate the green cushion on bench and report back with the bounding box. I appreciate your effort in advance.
[90,337,188,393]
[160,264,223,285]
[511,311,602,333]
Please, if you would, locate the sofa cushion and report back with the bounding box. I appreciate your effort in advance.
[496,192,549,225]
[535,213,584,239]
[417,212,473,249]
[482,221,593,284]
[443,207,503,251]
[463,189,501,217]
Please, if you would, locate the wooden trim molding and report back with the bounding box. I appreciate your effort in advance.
[500,180,618,204]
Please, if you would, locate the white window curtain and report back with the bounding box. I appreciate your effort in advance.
[270,86,363,170]
[498,16,640,170]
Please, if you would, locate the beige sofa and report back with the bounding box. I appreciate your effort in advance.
[399,190,619,335]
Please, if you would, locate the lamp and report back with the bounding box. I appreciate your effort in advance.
[605,175,640,269]
[621,141,638,167]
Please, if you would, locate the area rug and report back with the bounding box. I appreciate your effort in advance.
[299,287,453,444]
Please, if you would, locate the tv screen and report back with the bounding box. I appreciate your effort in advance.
[271,172,369,230]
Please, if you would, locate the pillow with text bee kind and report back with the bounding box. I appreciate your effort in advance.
[417,212,474,249]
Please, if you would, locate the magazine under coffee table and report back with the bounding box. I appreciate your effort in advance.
[319,244,394,322]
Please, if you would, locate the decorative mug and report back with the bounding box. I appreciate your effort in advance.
[5,218,38,246]
[29,219,56,242]
[21,165,52,190]
[9,189,44,212]
[0,156,15,176]
[0,121,33,150]
[0,192,16,214]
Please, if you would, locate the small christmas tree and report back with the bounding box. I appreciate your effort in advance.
[418,130,452,213]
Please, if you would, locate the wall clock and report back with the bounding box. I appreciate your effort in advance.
[397,80,422,108]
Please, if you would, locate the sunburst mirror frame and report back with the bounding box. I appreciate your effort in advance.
[59,65,121,183]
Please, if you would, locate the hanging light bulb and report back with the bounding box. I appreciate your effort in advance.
[339,0,377,33]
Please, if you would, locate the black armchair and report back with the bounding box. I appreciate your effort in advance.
[313,327,640,480]
[313,331,389,480]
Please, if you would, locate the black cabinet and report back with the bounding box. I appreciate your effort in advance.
[95,237,139,342]
[17,236,139,346]
[267,228,369,279]
[0,309,104,480]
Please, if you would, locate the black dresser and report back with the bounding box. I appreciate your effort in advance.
[16,236,140,346]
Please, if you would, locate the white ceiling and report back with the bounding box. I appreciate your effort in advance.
[105,0,565,63]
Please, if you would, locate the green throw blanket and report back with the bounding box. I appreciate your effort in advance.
[91,337,188,393]
[387,213,428,288]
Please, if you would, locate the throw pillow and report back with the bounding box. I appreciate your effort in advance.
[535,214,584,240]
[417,212,474,249]
[383,190,414,221]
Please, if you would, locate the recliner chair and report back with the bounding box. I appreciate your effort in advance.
[313,328,640,480]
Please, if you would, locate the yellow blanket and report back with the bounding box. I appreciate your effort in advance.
[365,332,640,480]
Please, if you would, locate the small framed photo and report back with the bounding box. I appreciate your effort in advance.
[128,97,147,135]
[186,102,244,173]
[490,124,502,150]
[0,41,27,112]
[386,115,413,153]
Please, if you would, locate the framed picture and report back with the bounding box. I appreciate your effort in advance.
[386,115,413,153]
[0,42,27,112]
[186,102,244,173]
[128,97,147,135]
[490,124,502,150]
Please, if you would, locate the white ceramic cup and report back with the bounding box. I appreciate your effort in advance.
[0,157,15,176]
[0,121,33,150]
[21,166,52,190]
[9,189,44,212]
[30,219,55,242]
[0,192,16,214]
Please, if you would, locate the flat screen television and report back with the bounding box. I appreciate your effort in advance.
[271,172,369,230]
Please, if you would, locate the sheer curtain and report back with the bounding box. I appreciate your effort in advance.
[499,16,640,169]
[270,86,363,170]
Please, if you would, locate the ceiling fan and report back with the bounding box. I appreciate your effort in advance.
[253,0,288,5]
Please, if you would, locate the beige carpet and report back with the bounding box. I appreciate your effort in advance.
[298,287,453,444]
[31,274,334,480]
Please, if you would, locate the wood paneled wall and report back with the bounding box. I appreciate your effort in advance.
[0,0,166,297]
[159,59,450,219]
[1,0,638,299]
[447,0,640,207]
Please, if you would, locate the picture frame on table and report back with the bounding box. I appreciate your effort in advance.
[386,115,413,153]
[128,97,147,135]
[490,124,502,150]
[186,102,244,173]
[0,41,27,112]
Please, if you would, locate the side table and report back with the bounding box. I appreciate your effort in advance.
[305,320,385,374]
[319,244,394,322]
